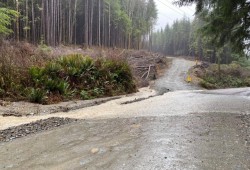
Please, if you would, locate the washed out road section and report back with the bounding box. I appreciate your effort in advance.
[0,87,250,130]
[0,58,249,170]
[0,113,249,170]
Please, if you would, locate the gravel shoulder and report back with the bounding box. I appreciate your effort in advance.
[0,117,78,142]
[0,96,121,117]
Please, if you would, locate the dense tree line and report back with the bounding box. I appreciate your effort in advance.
[0,0,157,49]
[152,0,249,64]
[175,0,249,53]
[152,17,191,56]
[152,16,246,64]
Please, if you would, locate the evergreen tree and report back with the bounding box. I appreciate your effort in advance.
[0,8,17,38]
[0,0,158,49]
[175,0,250,53]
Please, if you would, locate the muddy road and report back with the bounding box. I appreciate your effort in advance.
[0,58,250,170]
[154,57,200,91]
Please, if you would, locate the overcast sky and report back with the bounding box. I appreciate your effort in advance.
[154,0,196,30]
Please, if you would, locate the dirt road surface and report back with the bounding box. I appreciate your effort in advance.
[154,57,201,91]
[0,58,249,170]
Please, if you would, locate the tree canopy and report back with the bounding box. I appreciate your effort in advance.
[152,17,191,56]
[174,0,250,53]
[152,16,246,64]
[0,8,17,38]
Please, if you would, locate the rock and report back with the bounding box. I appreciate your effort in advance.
[27,112,35,116]
[0,117,78,143]
[90,148,99,154]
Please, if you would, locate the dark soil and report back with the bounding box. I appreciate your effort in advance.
[0,117,78,142]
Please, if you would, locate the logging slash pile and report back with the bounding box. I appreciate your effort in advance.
[124,50,167,87]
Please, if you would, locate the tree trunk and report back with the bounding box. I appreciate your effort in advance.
[84,0,89,47]
[31,0,35,43]
[74,0,78,45]
[98,0,101,46]
[88,0,93,46]
[25,0,28,41]
[16,0,20,42]
[108,2,111,47]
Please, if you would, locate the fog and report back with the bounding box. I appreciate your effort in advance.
[154,0,195,30]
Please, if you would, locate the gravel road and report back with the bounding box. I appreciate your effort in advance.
[0,114,249,170]
[153,57,201,91]
[0,57,249,170]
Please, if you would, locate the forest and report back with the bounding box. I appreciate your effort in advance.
[1,0,249,62]
[151,0,250,89]
[152,17,245,64]
[0,0,160,104]
[0,0,157,49]
[153,0,249,65]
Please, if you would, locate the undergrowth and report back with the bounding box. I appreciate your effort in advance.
[0,50,136,104]
[199,63,250,89]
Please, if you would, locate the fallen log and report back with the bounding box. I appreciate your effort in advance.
[140,65,154,79]
[146,65,153,79]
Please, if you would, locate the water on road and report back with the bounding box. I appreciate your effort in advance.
[154,57,200,91]
[0,58,249,170]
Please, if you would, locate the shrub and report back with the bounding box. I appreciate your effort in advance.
[37,43,52,56]
[28,88,47,104]
[101,58,136,93]
[92,87,104,97]
[57,81,70,95]
[0,88,5,97]
[0,52,136,104]
[43,62,62,78]
[199,80,217,89]
[45,78,59,92]
[80,90,90,100]
[29,66,45,87]
[198,63,250,89]
[245,78,250,86]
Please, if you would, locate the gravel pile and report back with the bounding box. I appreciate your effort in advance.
[0,117,78,142]
[0,96,121,117]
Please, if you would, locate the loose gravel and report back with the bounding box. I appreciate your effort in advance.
[0,117,78,142]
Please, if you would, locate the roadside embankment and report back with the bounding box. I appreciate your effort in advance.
[0,50,136,104]
[190,62,250,89]
[0,42,169,116]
